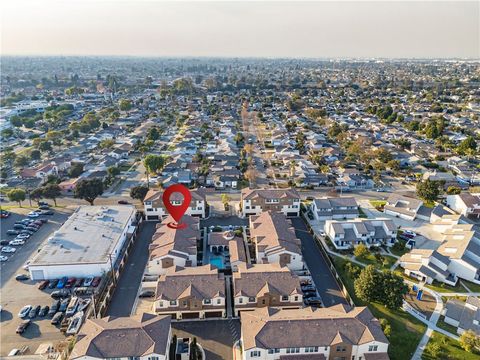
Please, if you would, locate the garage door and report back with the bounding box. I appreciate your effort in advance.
[147,215,159,220]
[287,212,298,217]
[205,311,223,318]
[31,269,45,280]
[182,312,200,319]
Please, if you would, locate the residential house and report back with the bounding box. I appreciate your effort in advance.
[446,193,480,219]
[444,296,480,335]
[337,168,375,190]
[154,265,226,320]
[147,215,199,275]
[249,211,303,271]
[144,189,207,220]
[233,263,303,316]
[20,161,58,179]
[240,305,389,360]
[324,218,397,250]
[69,313,172,360]
[384,193,429,221]
[311,197,359,221]
[422,171,460,189]
[241,188,301,217]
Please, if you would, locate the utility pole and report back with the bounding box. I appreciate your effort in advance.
[108,253,117,286]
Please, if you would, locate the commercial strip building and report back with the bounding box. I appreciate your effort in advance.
[28,205,138,280]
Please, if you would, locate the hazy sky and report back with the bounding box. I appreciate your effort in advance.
[1,0,479,58]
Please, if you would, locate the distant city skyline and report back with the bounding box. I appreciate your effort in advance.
[1,0,479,59]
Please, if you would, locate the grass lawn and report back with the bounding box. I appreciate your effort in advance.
[355,253,397,270]
[422,331,479,360]
[425,280,466,294]
[358,207,368,218]
[370,200,387,208]
[389,240,409,257]
[332,256,427,360]
[436,316,458,336]
[461,280,480,293]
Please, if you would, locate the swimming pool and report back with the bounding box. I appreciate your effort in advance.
[209,256,225,269]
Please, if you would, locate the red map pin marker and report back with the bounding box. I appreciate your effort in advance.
[162,184,192,229]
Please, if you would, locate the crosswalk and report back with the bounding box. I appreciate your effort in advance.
[228,318,240,342]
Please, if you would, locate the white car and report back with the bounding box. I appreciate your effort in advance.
[27,212,39,218]
[1,246,16,253]
[403,230,417,237]
[0,255,8,262]
[16,234,30,240]
[18,305,32,318]
[9,239,25,246]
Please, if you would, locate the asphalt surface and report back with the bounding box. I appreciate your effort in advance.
[290,217,348,307]
[201,215,248,228]
[106,221,157,317]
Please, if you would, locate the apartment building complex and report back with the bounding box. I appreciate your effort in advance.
[311,196,359,221]
[241,188,301,217]
[144,188,207,220]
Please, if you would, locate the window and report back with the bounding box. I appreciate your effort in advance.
[286,348,300,354]
[239,298,243,304]
[182,301,187,306]
[336,346,347,352]
[274,349,280,353]
[305,347,318,353]
[266,198,279,203]
[281,295,289,301]
[246,206,250,209]
[148,357,159,360]
[170,300,177,306]
[217,298,221,304]
[147,208,153,212]
[294,296,299,301]
[128,357,140,360]
[145,201,152,205]
[249,297,256,302]
[268,349,274,354]
[204,299,211,304]
[368,345,378,352]
[250,350,261,357]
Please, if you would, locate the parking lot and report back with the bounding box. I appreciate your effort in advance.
[0,206,74,356]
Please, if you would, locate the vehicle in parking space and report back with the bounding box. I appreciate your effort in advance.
[13,224,26,230]
[66,277,76,288]
[10,239,26,246]
[26,225,39,231]
[6,230,20,236]
[33,220,43,226]
[49,279,59,288]
[49,300,60,316]
[0,240,10,246]
[302,291,317,298]
[74,278,83,287]
[38,280,50,290]
[0,255,8,261]
[59,298,70,312]
[83,277,94,287]
[300,279,312,286]
[73,287,93,296]
[304,296,322,306]
[37,218,48,224]
[39,205,50,210]
[28,305,41,318]
[27,212,40,218]
[15,274,29,281]
[403,230,416,238]
[16,233,30,239]
[117,200,130,205]
[39,305,50,317]
[91,276,101,287]
[66,297,79,317]
[20,230,34,236]
[41,210,54,215]
[301,284,316,291]
[1,246,16,253]
[0,210,11,218]
[8,349,21,356]
[18,305,32,318]
[139,290,155,298]
[39,201,49,206]
[16,319,31,334]
[51,289,70,299]
[51,312,64,325]
[57,276,68,289]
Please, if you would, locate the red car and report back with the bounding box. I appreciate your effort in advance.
[65,277,76,288]
[91,277,101,287]
[37,280,49,290]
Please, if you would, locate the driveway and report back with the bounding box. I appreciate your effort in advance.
[290,217,348,307]
[106,221,157,317]
[201,216,248,228]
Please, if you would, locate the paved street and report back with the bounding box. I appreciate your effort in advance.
[290,217,348,307]
[201,215,248,228]
[106,221,157,317]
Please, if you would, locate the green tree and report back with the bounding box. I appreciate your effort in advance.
[39,140,53,152]
[459,330,479,353]
[446,186,461,195]
[7,188,26,207]
[354,244,369,259]
[146,127,161,141]
[74,178,104,205]
[99,139,115,149]
[143,154,167,175]
[42,184,61,206]
[14,155,29,168]
[68,163,84,178]
[354,265,382,303]
[30,149,41,161]
[107,166,121,177]
[457,136,477,155]
[118,98,133,111]
[416,179,441,203]
[130,185,149,201]
[380,271,408,309]
[221,193,231,211]
[30,187,44,204]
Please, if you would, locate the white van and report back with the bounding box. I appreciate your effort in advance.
[8,349,20,356]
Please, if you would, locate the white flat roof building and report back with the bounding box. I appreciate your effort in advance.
[29,205,137,280]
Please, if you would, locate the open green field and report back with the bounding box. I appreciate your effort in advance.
[422,332,479,360]
[332,256,427,360]
[355,253,397,270]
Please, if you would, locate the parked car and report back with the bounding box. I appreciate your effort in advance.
[16,320,31,334]
[91,277,101,287]
[117,200,129,205]
[301,284,316,292]
[1,246,16,253]
[27,305,40,319]
[41,210,54,215]
[302,291,317,298]
[19,230,34,236]
[66,277,76,288]
[51,289,70,299]
[0,240,10,246]
[16,233,30,239]
[33,220,43,226]
[39,205,50,210]
[15,274,29,281]
[13,224,26,230]
[0,210,11,218]
[38,201,49,206]
[39,305,50,317]
[48,300,60,317]
[403,230,417,238]
[0,255,8,262]
[6,230,20,236]
[51,312,63,325]
[18,305,32,318]
[38,280,50,290]
[83,277,94,287]
[10,239,26,246]
[37,218,48,224]
[139,290,155,298]
[300,279,312,286]
[49,279,59,289]
[304,297,323,306]
[74,278,83,287]
[59,298,70,312]
[57,277,68,289]
[27,212,39,218]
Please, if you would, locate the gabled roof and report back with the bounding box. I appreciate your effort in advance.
[242,188,300,201]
